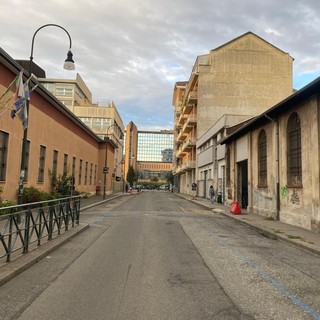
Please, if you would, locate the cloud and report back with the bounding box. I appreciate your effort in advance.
[1,0,320,129]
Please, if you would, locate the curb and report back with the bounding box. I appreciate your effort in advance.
[81,194,125,211]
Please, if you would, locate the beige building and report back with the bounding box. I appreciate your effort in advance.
[124,121,138,182]
[0,48,118,201]
[220,77,320,233]
[40,75,125,192]
[173,32,294,195]
[196,114,252,199]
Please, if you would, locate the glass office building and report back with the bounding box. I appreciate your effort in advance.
[137,131,173,162]
[136,130,173,182]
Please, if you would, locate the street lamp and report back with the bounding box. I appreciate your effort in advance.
[18,24,75,204]
[103,124,123,199]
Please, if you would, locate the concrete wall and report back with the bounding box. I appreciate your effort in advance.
[228,95,320,232]
[197,33,293,137]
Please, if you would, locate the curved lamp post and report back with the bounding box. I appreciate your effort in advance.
[103,125,123,199]
[18,24,75,204]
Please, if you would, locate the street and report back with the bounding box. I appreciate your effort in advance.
[0,191,319,320]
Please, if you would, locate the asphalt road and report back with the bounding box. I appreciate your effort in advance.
[1,191,319,320]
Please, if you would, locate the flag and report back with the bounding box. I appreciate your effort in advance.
[0,73,19,102]
[11,81,38,129]
[11,72,36,130]
[15,71,24,99]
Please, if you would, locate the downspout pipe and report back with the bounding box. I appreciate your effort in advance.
[265,114,280,221]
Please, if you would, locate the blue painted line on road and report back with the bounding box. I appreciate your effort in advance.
[90,219,105,227]
[90,213,113,227]
[208,229,320,320]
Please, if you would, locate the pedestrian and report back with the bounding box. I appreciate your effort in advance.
[209,185,215,204]
[191,182,197,200]
[125,184,128,193]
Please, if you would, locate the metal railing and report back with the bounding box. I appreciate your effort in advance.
[0,196,80,263]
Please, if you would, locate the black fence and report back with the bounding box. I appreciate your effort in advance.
[0,196,80,263]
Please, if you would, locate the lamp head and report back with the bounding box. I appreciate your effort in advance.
[63,50,75,70]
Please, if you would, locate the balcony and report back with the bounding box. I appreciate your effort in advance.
[181,137,196,152]
[178,113,187,125]
[175,147,186,158]
[184,91,197,114]
[175,104,182,117]
[182,114,197,133]
[181,160,196,171]
[175,165,182,174]
[177,130,187,142]
[188,91,197,104]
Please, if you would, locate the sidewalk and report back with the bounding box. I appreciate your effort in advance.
[0,192,129,287]
[176,193,320,256]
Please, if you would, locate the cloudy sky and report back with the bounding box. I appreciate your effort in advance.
[1,0,320,130]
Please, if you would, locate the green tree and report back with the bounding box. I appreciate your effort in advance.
[165,171,174,186]
[126,165,136,187]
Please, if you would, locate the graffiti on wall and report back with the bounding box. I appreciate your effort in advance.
[280,186,288,199]
[290,191,300,205]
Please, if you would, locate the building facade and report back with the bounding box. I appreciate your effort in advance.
[0,48,116,201]
[124,122,173,185]
[137,130,173,183]
[196,114,252,200]
[40,75,125,192]
[220,77,320,232]
[173,32,294,196]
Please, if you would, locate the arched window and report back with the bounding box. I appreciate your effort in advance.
[287,112,302,186]
[258,129,267,187]
[226,146,231,186]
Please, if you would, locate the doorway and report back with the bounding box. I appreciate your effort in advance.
[237,160,248,209]
[204,170,207,198]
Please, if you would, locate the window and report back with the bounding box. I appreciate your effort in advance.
[92,118,102,128]
[226,146,231,186]
[38,145,46,183]
[84,162,88,185]
[75,85,84,99]
[287,113,302,186]
[102,119,111,129]
[94,165,97,185]
[79,160,83,185]
[72,157,76,182]
[0,131,9,181]
[52,150,58,174]
[56,85,73,96]
[90,163,93,185]
[79,118,91,126]
[258,130,267,187]
[63,154,68,175]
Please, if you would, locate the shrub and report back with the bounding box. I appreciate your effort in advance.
[23,186,53,203]
[0,199,17,215]
[48,169,74,196]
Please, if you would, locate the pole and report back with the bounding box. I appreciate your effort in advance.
[103,140,108,200]
[17,24,74,205]
[103,124,123,199]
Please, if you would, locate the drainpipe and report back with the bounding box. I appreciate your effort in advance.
[265,114,280,221]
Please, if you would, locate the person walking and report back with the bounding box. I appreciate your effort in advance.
[191,182,197,200]
[209,185,215,204]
